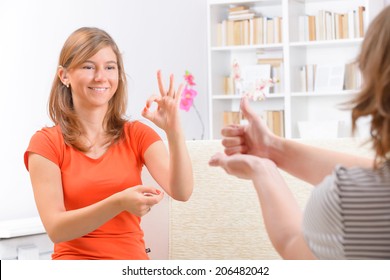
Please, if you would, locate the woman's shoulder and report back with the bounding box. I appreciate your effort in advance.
[31,125,63,143]
[306,163,390,219]
[123,120,159,138]
[121,120,162,154]
[334,163,390,190]
[305,162,390,259]
[25,125,65,170]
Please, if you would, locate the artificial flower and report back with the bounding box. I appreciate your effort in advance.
[179,70,205,139]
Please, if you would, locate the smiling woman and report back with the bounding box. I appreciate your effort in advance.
[49,28,127,154]
[60,48,119,107]
[23,27,194,260]
[57,46,120,157]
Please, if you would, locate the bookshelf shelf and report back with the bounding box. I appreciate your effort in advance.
[211,44,283,51]
[207,0,385,139]
[289,38,363,47]
[213,94,285,99]
[290,90,358,97]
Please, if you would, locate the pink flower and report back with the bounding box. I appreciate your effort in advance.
[179,70,205,139]
[180,97,193,112]
[184,70,196,86]
[180,86,197,111]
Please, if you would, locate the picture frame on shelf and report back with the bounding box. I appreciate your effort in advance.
[240,64,272,95]
[314,63,345,92]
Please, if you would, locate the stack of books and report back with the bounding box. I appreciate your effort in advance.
[216,5,283,46]
[227,5,255,21]
[298,6,365,42]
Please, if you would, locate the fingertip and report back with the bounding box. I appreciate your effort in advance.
[240,96,255,120]
[208,153,222,166]
[208,158,217,166]
[141,109,150,120]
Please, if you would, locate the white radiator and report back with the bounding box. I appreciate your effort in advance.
[0,217,53,260]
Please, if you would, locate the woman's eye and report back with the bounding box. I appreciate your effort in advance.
[82,65,94,70]
[107,66,116,70]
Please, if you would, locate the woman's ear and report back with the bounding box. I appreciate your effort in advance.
[58,66,70,88]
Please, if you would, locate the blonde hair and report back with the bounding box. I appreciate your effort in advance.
[350,6,390,167]
[48,27,127,152]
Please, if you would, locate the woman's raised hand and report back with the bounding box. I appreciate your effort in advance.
[142,70,183,133]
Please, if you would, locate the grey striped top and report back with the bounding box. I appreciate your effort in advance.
[303,162,390,259]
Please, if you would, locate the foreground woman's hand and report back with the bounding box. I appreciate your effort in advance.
[209,152,277,181]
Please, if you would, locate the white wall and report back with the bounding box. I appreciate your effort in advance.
[0,0,208,221]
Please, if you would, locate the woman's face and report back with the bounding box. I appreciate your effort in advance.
[67,46,119,111]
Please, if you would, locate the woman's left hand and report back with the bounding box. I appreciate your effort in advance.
[142,70,183,132]
[209,152,277,181]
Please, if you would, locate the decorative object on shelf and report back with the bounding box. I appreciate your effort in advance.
[232,59,243,95]
[180,70,205,139]
[242,77,279,101]
[240,62,279,101]
[231,59,278,100]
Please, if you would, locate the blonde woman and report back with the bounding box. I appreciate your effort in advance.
[24,27,193,260]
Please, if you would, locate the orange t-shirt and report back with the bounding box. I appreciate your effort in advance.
[24,121,161,259]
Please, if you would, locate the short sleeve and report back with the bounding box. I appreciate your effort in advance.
[24,126,64,170]
[125,121,162,163]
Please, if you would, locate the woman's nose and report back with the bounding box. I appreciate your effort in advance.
[94,68,107,81]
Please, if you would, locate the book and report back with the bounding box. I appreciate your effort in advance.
[314,63,345,92]
[228,13,255,21]
[270,63,283,93]
[300,66,307,92]
[348,10,355,39]
[358,6,365,37]
[257,58,283,66]
[260,110,285,137]
[298,15,308,41]
[229,5,249,13]
[253,17,264,44]
[270,110,284,137]
[274,17,283,43]
[226,20,235,45]
[308,15,316,41]
[344,61,360,90]
[223,76,235,95]
[306,64,316,92]
[229,9,250,15]
[223,111,242,126]
[300,64,317,92]
[342,13,349,39]
[233,20,241,45]
[216,22,223,46]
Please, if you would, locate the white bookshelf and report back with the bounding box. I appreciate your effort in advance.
[207,0,385,139]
